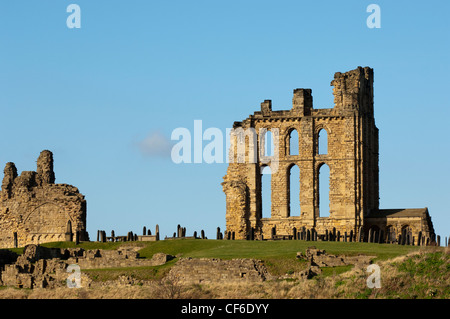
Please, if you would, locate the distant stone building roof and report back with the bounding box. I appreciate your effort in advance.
[372,208,430,218]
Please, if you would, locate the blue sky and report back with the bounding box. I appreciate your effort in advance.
[0,1,449,240]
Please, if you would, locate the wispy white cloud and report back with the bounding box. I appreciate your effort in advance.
[137,131,173,158]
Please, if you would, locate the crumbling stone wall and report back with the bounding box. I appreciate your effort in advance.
[223,67,378,239]
[0,150,88,248]
[0,244,173,288]
[222,67,435,242]
[168,258,271,284]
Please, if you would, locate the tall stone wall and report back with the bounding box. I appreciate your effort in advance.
[222,67,378,240]
[0,150,88,248]
[222,67,434,242]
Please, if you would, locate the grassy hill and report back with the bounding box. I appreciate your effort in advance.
[135,238,421,260]
[38,238,423,260]
[1,239,448,299]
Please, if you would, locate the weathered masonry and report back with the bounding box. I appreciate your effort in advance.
[222,67,435,244]
[0,150,89,248]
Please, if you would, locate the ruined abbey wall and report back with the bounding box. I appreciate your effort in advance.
[0,150,88,248]
[222,67,434,243]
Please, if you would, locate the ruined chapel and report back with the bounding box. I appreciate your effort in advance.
[0,150,88,248]
[222,67,435,244]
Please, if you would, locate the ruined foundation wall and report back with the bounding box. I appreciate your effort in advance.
[168,258,271,284]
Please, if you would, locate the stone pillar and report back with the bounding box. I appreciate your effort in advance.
[357,227,363,242]
[156,224,160,241]
[65,220,73,242]
[2,162,18,199]
[13,232,18,248]
[292,88,313,116]
[37,150,55,184]
[217,227,221,240]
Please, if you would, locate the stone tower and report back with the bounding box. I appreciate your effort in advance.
[0,150,88,248]
[222,67,434,243]
[36,150,56,185]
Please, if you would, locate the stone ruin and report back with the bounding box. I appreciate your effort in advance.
[168,258,272,284]
[222,67,436,245]
[0,244,173,289]
[295,246,375,279]
[0,150,89,248]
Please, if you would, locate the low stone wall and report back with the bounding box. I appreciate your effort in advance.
[67,251,172,269]
[168,258,272,284]
[0,244,173,288]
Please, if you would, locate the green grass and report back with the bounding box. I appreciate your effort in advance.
[136,238,421,261]
[397,251,449,278]
[83,259,177,282]
[40,241,141,250]
[18,239,423,262]
[321,264,354,277]
[6,239,425,280]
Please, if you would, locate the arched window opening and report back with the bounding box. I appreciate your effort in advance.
[288,164,300,217]
[319,163,330,217]
[386,226,396,243]
[318,129,328,155]
[289,129,299,155]
[264,130,275,156]
[261,166,272,218]
[401,225,412,245]
[368,225,380,243]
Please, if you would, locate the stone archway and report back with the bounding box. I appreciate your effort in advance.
[23,203,72,244]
